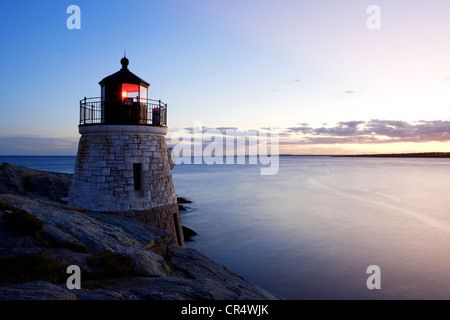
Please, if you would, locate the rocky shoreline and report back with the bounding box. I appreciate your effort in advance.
[0,163,281,300]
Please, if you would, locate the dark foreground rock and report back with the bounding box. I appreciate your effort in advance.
[0,281,77,300]
[0,163,71,203]
[0,163,281,300]
[0,247,279,300]
[72,248,278,300]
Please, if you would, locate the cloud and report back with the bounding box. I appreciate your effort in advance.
[4,119,448,156]
[286,123,312,134]
[282,119,450,145]
[278,136,381,145]
[0,136,79,155]
[331,90,363,98]
[216,126,239,132]
[312,121,366,136]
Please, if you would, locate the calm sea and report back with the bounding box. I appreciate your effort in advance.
[2,155,450,299]
[0,156,76,174]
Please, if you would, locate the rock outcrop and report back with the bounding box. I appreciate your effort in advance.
[0,163,281,300]
[0,162,71,203]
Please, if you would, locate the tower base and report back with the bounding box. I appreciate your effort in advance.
[102,203,184,248]
[68,124,184,248]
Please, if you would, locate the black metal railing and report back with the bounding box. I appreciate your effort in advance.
[79,98,102,125]
[79,97,167,126]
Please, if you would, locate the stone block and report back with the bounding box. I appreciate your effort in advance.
[69,128,177,215]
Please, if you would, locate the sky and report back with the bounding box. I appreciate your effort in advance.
[0,0,450,155]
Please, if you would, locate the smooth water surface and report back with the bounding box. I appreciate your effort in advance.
[172,156,450,299]
[3,155,450,299]
[0,156,76,174]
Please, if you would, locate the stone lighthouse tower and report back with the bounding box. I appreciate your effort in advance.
[68,57,184,247]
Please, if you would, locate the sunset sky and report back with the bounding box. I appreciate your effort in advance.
[1,0,450,155]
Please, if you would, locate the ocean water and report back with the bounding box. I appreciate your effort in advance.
[0,156,76,174]
[172,156,450,300]
[2,155,450,299]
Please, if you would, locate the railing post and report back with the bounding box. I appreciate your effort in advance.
[165,103,167,126]
[83,97,87,125]
[90,102,93,124]
[79,97,107,125]
[158,100,162,126]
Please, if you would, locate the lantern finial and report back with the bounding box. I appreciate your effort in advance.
[120,54,129,69]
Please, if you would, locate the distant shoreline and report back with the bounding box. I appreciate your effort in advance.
[2,152,450,158]
[333,152,450,158]
[280,152,450,158]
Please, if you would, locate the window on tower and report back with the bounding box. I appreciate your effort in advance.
[133,163,142,191]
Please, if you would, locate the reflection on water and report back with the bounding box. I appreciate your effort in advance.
[172,156,450,299]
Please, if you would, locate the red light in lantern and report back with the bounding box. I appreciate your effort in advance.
[122,91,128,99]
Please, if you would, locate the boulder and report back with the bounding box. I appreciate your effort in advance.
[0,281,77,300]
[74,248,281,300]
[0,164,282,300]
[0,193,172,278]
[0,163,71,203]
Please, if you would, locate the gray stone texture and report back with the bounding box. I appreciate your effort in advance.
[68,125,184,247]
[0,190,282,300]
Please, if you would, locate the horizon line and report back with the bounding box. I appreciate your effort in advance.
[1,152,450,158]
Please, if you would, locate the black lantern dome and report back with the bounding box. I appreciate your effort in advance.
[79,57,167,126]
[120,56,129,68]
[99,57,150,91]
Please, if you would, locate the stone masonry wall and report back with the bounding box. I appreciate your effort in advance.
[113,203,184,248]
[68,125,184,247]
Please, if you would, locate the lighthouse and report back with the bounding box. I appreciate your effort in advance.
[68,57,184,247]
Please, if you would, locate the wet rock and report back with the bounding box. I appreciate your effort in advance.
[182,225,197,242]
